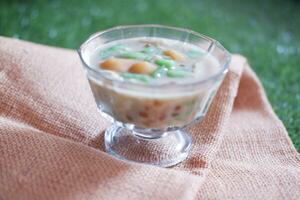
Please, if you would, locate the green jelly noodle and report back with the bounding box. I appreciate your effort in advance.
[99,45,127,59]
[155,58,175,68]
[167,69,192,78]
[151,66,168,78]
[142,47,158,54]
[119,51,151,60]
[99,43,195,82]
[121,72,151,83]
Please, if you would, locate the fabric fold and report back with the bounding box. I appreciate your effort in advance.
[0,36,299,200]
[197,65,300,199]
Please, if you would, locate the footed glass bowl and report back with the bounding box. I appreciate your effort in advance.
[78,25,230,167]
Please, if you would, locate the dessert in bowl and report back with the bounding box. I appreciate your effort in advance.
[78,25,230,167]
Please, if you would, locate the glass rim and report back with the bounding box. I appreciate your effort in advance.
[78,24,231,89]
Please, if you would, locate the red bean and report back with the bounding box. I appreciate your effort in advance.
[172,112,179,117]
[153,100,163,106]
[159,114,166,121]
[126,114,133,121]
[139,111,148,118]
[174,105,181,111]
[144,105,150,111]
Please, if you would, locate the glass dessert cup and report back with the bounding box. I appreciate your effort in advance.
[78,25,231,167]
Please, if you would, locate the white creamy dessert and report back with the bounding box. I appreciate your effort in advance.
[86,37,222,129]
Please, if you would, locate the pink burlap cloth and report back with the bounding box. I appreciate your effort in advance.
[0,36,299,200]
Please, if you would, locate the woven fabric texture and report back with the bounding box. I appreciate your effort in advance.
[0,37,299,200]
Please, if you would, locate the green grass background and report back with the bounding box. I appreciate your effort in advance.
[1,0,299,151]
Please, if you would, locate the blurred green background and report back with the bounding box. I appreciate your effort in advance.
[0,0,299,151]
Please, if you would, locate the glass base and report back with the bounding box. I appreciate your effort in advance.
[104,123,192,167]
